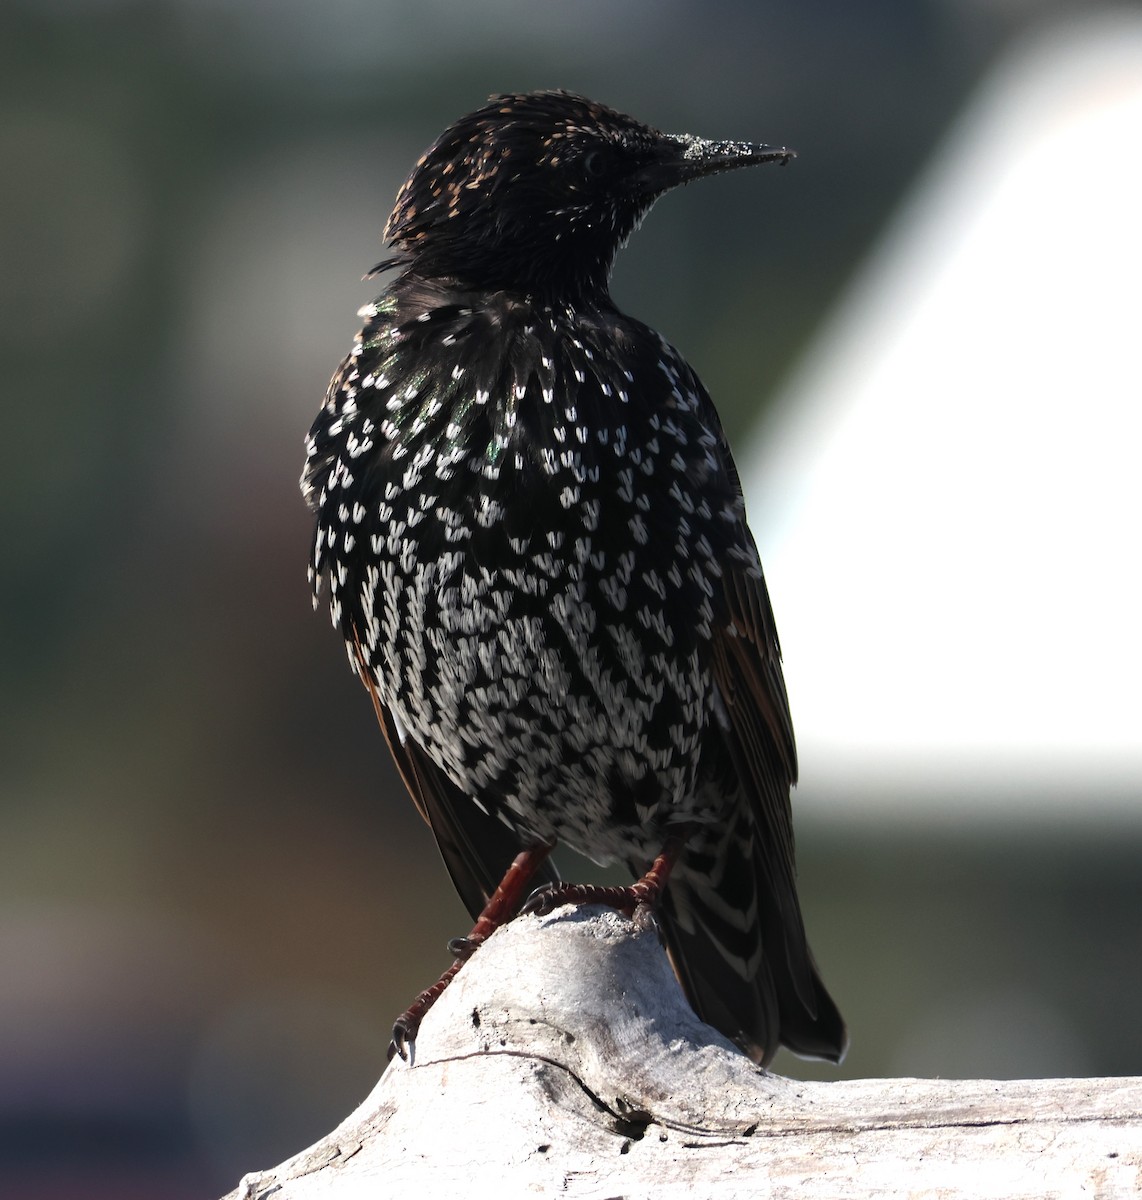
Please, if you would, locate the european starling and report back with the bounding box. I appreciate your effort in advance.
[303,90,846,1066]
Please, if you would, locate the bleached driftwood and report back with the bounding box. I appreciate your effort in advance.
[223,906,1142,1199]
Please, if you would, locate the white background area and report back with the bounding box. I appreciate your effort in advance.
[744,15,1142,824]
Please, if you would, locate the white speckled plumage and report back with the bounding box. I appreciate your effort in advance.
[302,90,845,1067]
[304,288,741,864]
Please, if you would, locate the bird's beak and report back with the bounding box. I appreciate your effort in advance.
[635,134,795,195]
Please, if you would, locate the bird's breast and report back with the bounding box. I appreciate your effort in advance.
[303,299,748,848]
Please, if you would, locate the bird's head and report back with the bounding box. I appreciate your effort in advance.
[383,90,794,305]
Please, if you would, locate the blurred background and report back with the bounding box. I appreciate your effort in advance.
[3,1,1140,1196]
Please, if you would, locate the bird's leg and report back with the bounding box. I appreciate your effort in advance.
[520,832,688,920]
[388,842,554,1061]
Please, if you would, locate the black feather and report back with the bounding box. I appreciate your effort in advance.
[304,91,844,1065]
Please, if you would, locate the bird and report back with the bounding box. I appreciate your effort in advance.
[302,90,846,1067]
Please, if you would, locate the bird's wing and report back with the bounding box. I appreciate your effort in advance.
[627,351,846,1061]
[353,641,560,921]
[711,563,800,940]
[654,562,847,1064]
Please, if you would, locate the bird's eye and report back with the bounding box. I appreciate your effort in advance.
[583,149,607,179]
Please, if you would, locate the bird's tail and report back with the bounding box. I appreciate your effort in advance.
[654,812,847,1066]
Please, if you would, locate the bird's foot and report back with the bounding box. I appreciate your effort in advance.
[387,843,555,1063]
[520,834,688,920]
[388,957,466,1062]
[521,880,644,919]
[446,934,485,960]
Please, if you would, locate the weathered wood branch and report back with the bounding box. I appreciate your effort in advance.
[223,906,1142,1199]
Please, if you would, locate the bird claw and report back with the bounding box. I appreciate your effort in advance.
[520,881,639,919]
[447,935,478,959]
[519,882,560,916]
[388,1017,416,1063]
